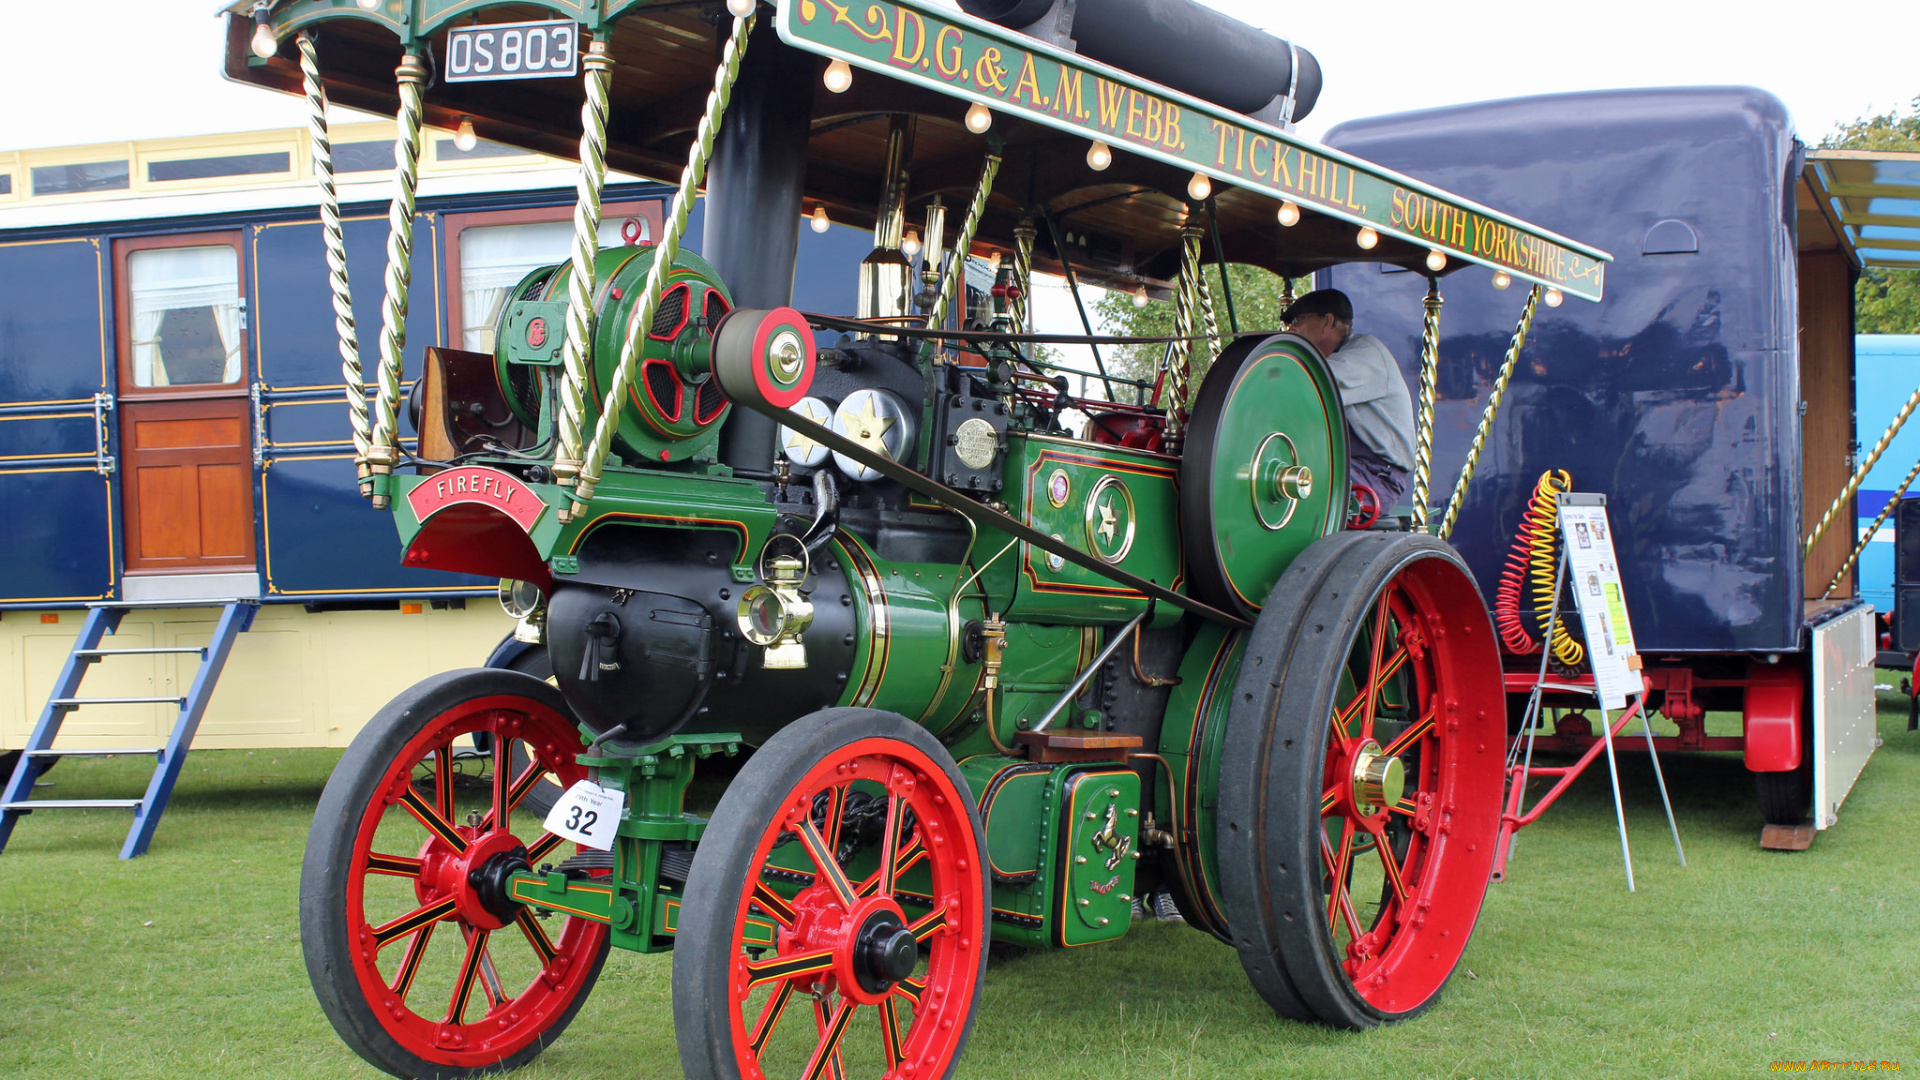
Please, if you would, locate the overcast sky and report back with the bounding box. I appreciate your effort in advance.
[2,0,1914,363]
[3,0,1912,152]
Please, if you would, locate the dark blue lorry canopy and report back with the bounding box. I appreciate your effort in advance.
[1327,86,1809,653]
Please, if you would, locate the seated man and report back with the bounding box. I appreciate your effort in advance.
[1281,288,1416,513]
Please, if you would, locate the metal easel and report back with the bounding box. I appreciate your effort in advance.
[1501,494,1685,891]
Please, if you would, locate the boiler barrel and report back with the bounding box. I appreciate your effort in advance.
[958,0,1322,120]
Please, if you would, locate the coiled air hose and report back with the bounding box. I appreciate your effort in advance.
[1494,469,1585,667]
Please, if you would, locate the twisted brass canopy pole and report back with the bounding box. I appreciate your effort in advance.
[569,13,755,520]
[1439,285,1541,540]
[296,31,371,495]
[1409,277,1443,531]
[1188,223,1223,362]
[926,152,1003,336]
[1010,220,1036,335]
[551,37,616,488]
[365,49,427,509]
[1158,227,1204,427]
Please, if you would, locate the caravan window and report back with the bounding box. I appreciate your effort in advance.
[446,202,662,355]
[126,245,243,387]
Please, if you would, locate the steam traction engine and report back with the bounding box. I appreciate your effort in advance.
[230,0,1611,1075]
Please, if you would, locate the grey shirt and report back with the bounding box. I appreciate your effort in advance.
[1326,332,1416,472]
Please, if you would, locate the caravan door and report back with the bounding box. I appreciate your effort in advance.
[113,232,258,601]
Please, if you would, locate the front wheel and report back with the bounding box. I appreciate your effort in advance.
[301,668,609,1078]
[673,708,990,1080]
[1217,532,1506,1029]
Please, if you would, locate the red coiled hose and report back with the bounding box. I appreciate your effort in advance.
[1495,469,1580,660]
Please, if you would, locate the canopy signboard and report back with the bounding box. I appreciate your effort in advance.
[775,0,1609,300]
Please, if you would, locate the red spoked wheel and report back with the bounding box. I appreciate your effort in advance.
[674,708,988,1080]
[301,669,609,1078]
[1217,532,1504,1028]
[1346,483,1382,530]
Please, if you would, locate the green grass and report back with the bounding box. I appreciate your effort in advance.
[3,685,1918,1080]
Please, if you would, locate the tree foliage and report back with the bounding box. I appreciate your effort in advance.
[1822,95,1920,333]
[1091,263,1308,399]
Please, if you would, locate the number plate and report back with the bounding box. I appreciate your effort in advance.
[445,20,579,83]
[542,779,624,850]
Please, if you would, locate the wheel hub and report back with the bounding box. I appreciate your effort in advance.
[468,846,533,926]
[421,827,531,931]
[1349,740,1405,816]
[852,910,918,994]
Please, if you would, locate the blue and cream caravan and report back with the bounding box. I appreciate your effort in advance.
[0,125,869,853]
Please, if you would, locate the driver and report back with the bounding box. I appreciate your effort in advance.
[1282,288,1416,512]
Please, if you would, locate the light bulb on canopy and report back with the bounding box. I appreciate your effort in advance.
[453,117,478,152]
[1491,270,1513,290]
[726,0,755,16]
[823,59,852,93]
[1086,140,1112,171]
[356,0,381,9]
[1132,285,1149,308]
[1277,201,1300,227]
[1544,287,1564,307]
[249,4,278,58]
[902,230,921,257]
[965,103,993,134]
[1356,226,1379,250]
[1425,249,1448,272]
[1187,171,1212,201]
[810,206,831,233]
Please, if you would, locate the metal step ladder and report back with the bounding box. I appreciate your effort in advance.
[0,600,258,858]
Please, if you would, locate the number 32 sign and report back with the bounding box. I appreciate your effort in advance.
[445,19,579,82]
[543,779,624,850]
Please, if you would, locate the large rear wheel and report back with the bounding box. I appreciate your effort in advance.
[1218,532,1505,1028]
[673,708,989,1080]
[301,668,608,1078]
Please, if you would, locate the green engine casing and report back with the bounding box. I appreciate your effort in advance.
[495,245,734,464]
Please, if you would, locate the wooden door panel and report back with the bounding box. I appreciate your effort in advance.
[133,464,196,561]
[197,463,252,559]
[120,398,255,574]
[133,415,247,450]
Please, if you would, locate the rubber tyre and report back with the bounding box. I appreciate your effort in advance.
[301,668,608,1079]
[1756,759,1812,826]
[673,707,990,1080]
[1217,532,1506,1029]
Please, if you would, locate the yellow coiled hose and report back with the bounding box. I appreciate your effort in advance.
[1495,469,1585,666]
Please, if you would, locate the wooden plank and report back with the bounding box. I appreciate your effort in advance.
[1799,249,1856,599]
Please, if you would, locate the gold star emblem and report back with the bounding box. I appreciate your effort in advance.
[848,393,895,455]
[1083,476,1135,564]
[783,428,821,459]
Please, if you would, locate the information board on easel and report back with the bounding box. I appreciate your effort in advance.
[1557,493,1639,709]
[1497,491,1682,890]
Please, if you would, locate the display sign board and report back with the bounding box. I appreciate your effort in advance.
[1811,603,1876,830]
[775,0,1608,300]
[1558,494,1639,709]
[445,20,580,82]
